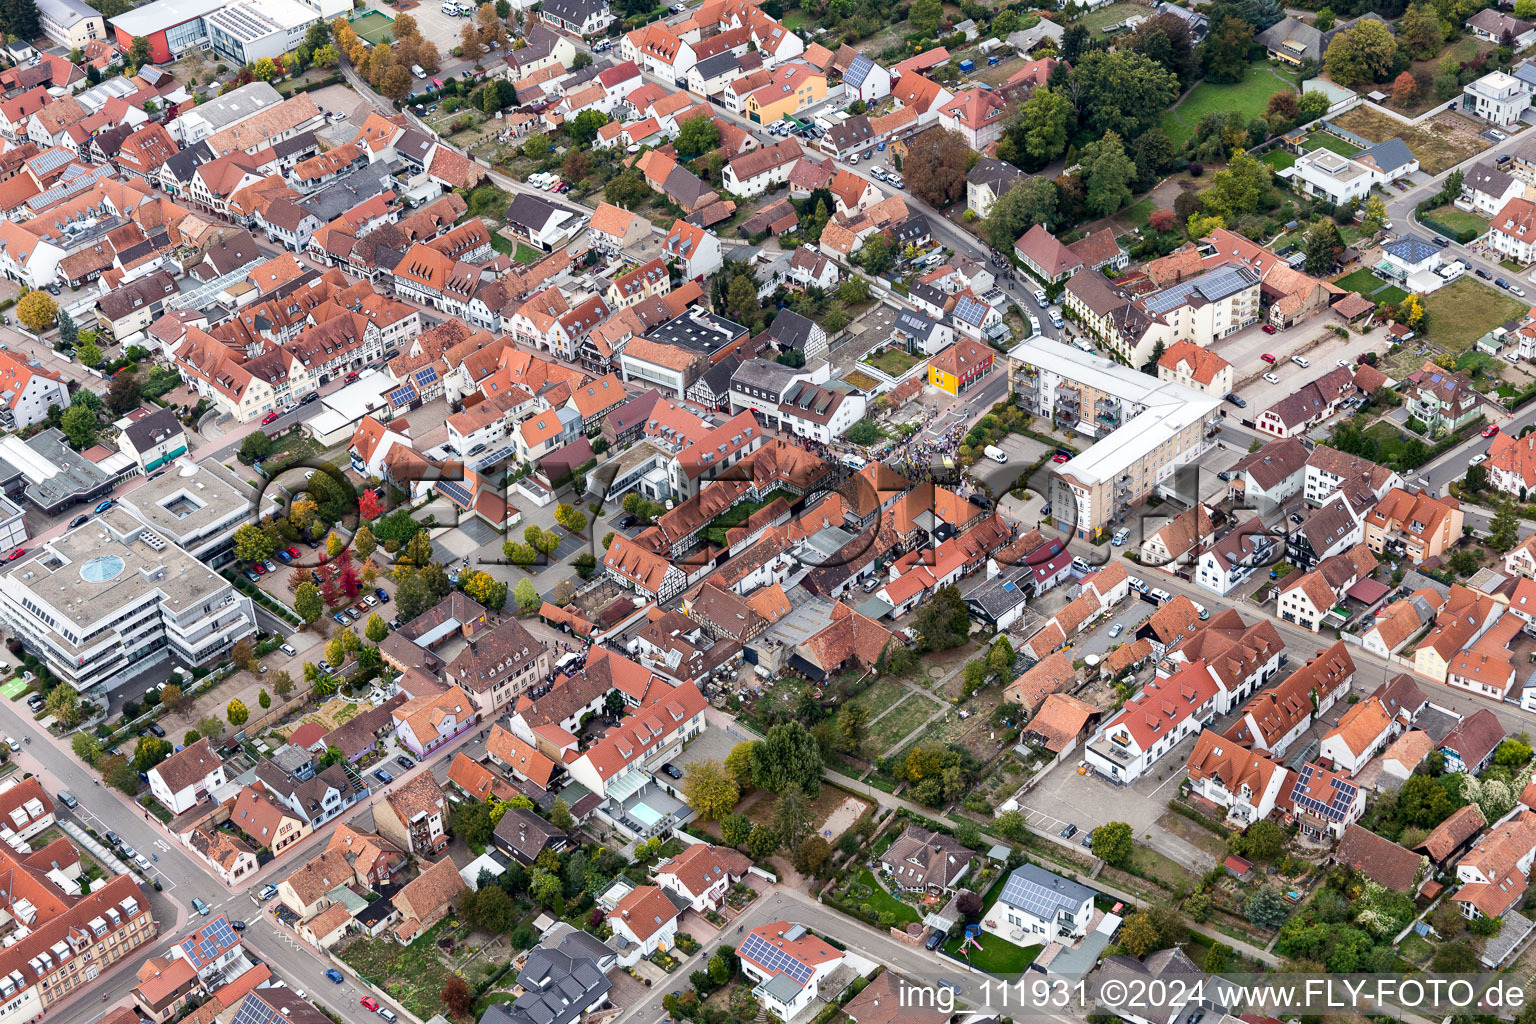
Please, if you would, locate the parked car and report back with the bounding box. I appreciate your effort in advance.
[1112,528,1130,546]
[1261,324,1276,334]
[1263,372,1280,384]
[192,898,210,915]
[1497,277,1511,289]
[344,371,360,383]
[375,588,390,603]
[395,755,415,771]
[104,831,121,846]
[1471,453,1489,465]
[1291,355,1309,368]
[68,514,88,528]
[1484,424,1501,437]
[617,513,638,528]
[244,569,260,582]
[55,791,76,809]
[26,694,43,711]
[1225,392,1246,408]
[925,929,947,951]
[280,643,298,656]
[333,613,349,625]
[1477,268,1493,279]
[373,769,393,784]
[1082,829,1095,848]
[362,999,381,1012]
[261,411,280,424]
[231,920,247,931]
[6,548,23,561]
[364,595,378,606]
[1059,823,1078,839]
[277,550,292,563]
[1051,452,1070,463]
[1107,623,1123,638]
[148,723,165,738]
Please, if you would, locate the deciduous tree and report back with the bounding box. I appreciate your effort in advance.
[226,699,249,727]
[1323,18,1398,87]
[682,759,739,820]
[904,128,970,208]
[17,291,57,334]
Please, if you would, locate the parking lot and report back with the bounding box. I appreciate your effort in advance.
[969,432,1050,496]
[1224,323,1390,412]
[401,3,474,59]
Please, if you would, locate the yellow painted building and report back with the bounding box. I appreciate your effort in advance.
[743,64,826,124]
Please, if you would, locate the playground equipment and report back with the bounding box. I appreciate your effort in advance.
[960,925,984,955]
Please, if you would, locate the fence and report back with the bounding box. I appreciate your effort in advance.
[1318,119,1373,149]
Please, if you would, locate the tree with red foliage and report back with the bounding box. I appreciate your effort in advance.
[335,550,360,600]
[442,976,474,1018]
[1148,208,1176,232]
[1392,71,1417,106]
[320,577,342,607]
[359,488,384,521]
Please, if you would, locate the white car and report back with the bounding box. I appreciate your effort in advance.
[1291,355,1309,368]
[1470,453,1489,465]
[1107,623,1123,638]
[870,167,887,181]
[1127,576,1148,594]
[280,643,298,657]
[1034,290,1049,308]
[1514,285,1527,297]
[1264,372,1280,384]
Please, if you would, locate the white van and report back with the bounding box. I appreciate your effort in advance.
[983,445,1008,463]
[411,64,426,79]
[1033,289,1048,308]
[1150,587,1173,603]
[1049,311,1064,329]
[1112,528,1130,546]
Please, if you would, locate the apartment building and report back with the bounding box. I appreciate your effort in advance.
[1014,339,1220,540]
[0,509,256,691]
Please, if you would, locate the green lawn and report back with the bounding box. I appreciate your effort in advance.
[1303,131,1363,157]
[1160,62,1290,148]
[1425,207,1489,239]
[1261,150,1296,170]
[782,8,812,29]
[1334,268,1386,295]
[1375,285,1409,306]
[1081,1,1147,31]
[700,488,794,545]
[868,693,941,754]
[942,927,1042,976]
[856,869,921,924]
[1424,276,1529,352]
[1120,195,1154,228]
[1130,844,1201,890]
[867,347,919,376]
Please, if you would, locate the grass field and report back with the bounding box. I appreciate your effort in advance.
[1161,63,1290,148]
[1303,131,1363,156]
[349,9,395,44]
[856,678,908,713]
[1425,207,1489,238]
[868,347,920,375]
[1329,106,1490,173]
[1376,285,1409,306]
[782,8,812,29]
[338,923,455,1021]
[701,488,793,545]
[1334,268,1386,295]
[869,693,942,754]
[1424,276,1527,352]
[1080,1,1147,32]
[856,870,922,924]
[1261,150,1296,170]
[942,928,1042,976]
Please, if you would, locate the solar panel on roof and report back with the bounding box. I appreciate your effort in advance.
[955,296,987,325]
[387,384,416,406]
[740,932,814,985]
[415,365,439,386]
[436,479,474,507]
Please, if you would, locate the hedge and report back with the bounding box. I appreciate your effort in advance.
[1419,212,1481,245]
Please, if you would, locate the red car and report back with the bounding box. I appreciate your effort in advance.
[1052,453,1070,464]
[1261,325,1277,334]
[261,411,279,424]
[1484,424,1501,438]
[361,998,380,1012]
[1260,353,1276,364]
[6,548,23,561]
[344,371,360,383]
[286,547,300,558]
[253,564,267,575]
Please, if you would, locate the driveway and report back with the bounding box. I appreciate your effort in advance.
[969,433,1049,495]
[1225,324,1389,412]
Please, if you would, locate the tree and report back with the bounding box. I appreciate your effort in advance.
[73,733,102,765]
[750,723,822,795]
[675,113,721,159]
[252,56,280,81]
[724,741,755,789]
[1400,293,1425,330]
[1118,912,1163,957]
[1090,821,1133,867]
[294,582,323,626]
[226,699,249,727]
[60,404,96,449]
[45,686,81,726]
[126,35,152,72]
[567,109,610,145]
[721,812,751,845]
[1399,2,1446,60]
[56,309,77,348]
[1264,89,1300,134]
[107,371,142,414]
[103,755,141,794]
[75,337,102,367]
[1012,86,1073,166]
[381,65,412,100]
[1314,6,1336,29]
[1302,218,1344,274]
[855,233,893,275]
[793,835,832,876]
[1323,18,1398,87]
[1492,500,1521,552]
[909,0,941,36]
[836,702,868,754]
[554,504,588,534]
[904,128,970,208]
[1361,195,1388,235]
[232,640,255,671]
[460,21,484,60]
[983,178,1057,249]
[461,569,508,610]
[1202,15,1254,84]
[1084,131,1136,217]
[239,432,272,465]
[234,523,277,564]
[1127,13,1197,85]
[683,759,739,820]
[159,683,184,713]
[1201,152,1270,221]
[1071,50,1180,141]
[747,824,779,858]
[513,577,540,614]
[1244,887,1289,928]
[257,688,271,710]
[530,868,562,906]
[1392,70,1418,106]
[463,883,520,931]
[442,976,474,1018]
